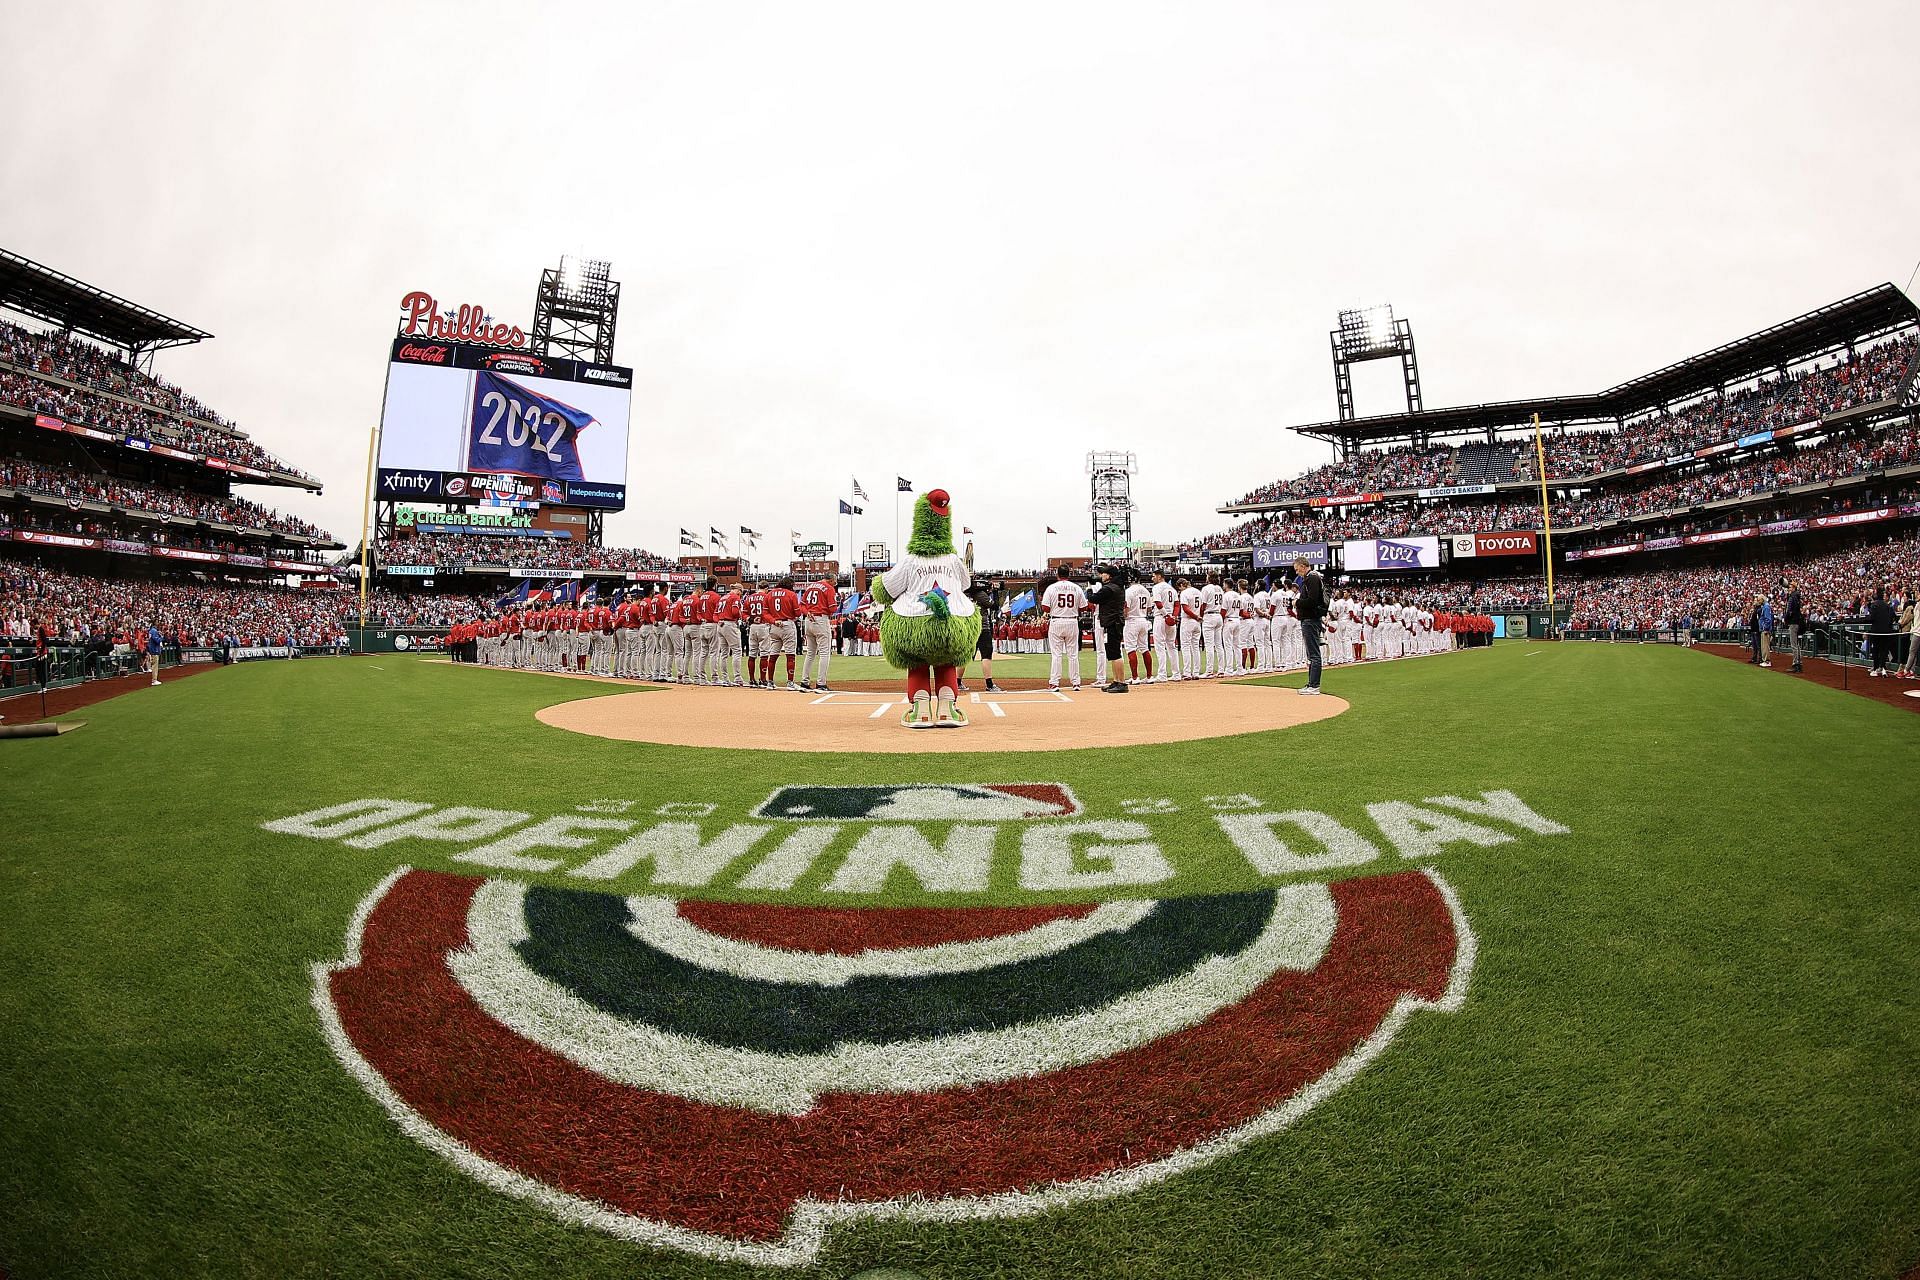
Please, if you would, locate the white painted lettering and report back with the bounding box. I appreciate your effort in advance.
[261,798,432,840]
[1019,821,1173,891]
[824,825,998,894]
[571,822,772,885]
[1366,802,1513,859]
[453,816,634,873]
[1217,810,1383,875]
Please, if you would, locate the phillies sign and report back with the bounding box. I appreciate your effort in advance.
[399,290,527,349]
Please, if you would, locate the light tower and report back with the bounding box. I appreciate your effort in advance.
[531,254,620,367]
[1329,304,1424,459]
[1086,450,1139,564]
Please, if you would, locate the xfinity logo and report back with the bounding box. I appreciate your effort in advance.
[384,471,438,493]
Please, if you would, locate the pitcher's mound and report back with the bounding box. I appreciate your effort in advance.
[537,680,1347,753]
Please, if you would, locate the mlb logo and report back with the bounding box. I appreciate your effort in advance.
[751,783,1081,821]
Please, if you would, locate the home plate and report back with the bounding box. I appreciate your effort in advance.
[537,680,1348,753]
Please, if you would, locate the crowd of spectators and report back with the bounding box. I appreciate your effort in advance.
[361,588,496,628]
[1558,539,1920,632]
[1226,443,1457,507]
[0,456,334,541]
[0,504,335,564]
[1526,334,1917,478]
[376,534,677,573]
[1183,422,1920,557]
[1,561,350,650]
[1220,332,1917,509]
[0,322,316,481]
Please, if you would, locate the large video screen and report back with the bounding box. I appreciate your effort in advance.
[375,338,631,510]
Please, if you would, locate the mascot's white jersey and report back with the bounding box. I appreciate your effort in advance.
[879,552,975,619]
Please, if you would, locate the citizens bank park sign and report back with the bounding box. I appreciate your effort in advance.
[266,783,1572,1266]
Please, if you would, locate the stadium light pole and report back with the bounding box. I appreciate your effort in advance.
[1531,413,1556,631]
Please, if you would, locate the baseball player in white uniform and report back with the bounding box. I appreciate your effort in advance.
[1199,574,1226,677]
[1041,567,1087,691]
[1123,576,1152,682]
[1177,577,1203,679]
[1150,571,1180,681]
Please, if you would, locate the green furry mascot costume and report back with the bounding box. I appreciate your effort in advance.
[870,488,982,728]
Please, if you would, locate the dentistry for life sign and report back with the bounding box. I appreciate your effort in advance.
[1342,536,1441,571]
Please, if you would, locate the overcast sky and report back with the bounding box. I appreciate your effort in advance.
[5,0,1916,570]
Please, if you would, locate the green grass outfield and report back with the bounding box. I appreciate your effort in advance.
[1,642,1916,1279]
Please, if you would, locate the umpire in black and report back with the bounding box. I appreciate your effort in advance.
[1294,557,1327,696]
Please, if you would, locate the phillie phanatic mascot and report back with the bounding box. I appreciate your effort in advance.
[870,487,981,728]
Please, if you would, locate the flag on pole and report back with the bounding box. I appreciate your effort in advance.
[710,527,726,547]
[580,582,598,605]
[789,530,801,543]
[495,580,529,610]
[679,527,700,548]
[896,476,912,491]
[1046,526,1058,534]
[740,526,760,547]
[851,477,870,501]
[838,499,853,516]
[962,526,973,534]
[1008,590,1037,617]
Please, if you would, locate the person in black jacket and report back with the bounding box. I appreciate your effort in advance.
[1293,557,1327,695]
[1086,565,1130,692]
[1781,579,1806,673]
[1866,587,1897,676]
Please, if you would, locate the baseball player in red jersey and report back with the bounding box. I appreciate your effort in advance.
[715,582,744,686]
[797,577,838,691]
[741,585,768,686]
[663,591,692,681]
[761,578,802,689]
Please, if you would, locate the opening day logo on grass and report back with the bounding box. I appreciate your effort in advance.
[268,785,1569,1265]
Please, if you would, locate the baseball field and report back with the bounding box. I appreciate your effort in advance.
[2,641,1916,1279]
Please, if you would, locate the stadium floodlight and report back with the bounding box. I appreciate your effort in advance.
[532,256,621,368]
[1329,304,1424,430]
[1337,305,1400,360]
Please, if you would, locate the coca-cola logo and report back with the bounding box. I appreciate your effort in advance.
[397,343,452,365]
[398,290,527,349]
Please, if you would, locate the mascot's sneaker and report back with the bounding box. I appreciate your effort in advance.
[936,687,968,728]
[902,692,935,729]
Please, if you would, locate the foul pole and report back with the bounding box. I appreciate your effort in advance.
[1532,413,1556,627]
[358,425,376,634]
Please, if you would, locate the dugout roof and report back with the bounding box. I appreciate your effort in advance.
[0,248,212,354]
[1295,284,1920,447]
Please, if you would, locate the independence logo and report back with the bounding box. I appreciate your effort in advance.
[313,865,1474,1266]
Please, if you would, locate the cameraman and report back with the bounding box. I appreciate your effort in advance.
[1086,564,1130,693]
[962,577,1004,693]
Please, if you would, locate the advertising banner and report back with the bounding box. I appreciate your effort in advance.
[1418,484,1497,499]
[13,530,97,549]
[1310,492,1383,508]
[1810,506,1898,529]
[1251,542,1329,569]
[1472,531,1539,557]
[1342,536,1441,572]
[377,468,444,500]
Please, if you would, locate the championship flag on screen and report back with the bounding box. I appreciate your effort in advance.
[464,371,592,482]
[851,477,870,501]
[896,476,912,491]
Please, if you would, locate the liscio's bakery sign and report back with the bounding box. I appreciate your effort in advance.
[398,290,528,349]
